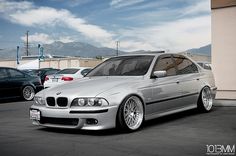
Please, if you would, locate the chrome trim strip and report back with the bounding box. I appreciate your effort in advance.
[146,92,199,105]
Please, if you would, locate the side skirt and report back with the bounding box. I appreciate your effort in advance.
[145,104,197,121]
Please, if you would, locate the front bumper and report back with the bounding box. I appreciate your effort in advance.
[30,105,119,130]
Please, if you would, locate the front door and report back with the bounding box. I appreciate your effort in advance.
[0,68,10,98]
[146,55,182,115]
[6,68,26,97]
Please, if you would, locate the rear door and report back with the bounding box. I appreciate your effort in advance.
[173,55,200,107]
[6,68,27,97]
[0,68,10,98]
[146,55,182,115]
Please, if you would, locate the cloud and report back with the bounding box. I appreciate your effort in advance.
[0,0,114,47]
[50,0,92,7]
[110,0,144,8]
[0,0,211,52]
[20,33,54,44]
[58,36,74,43]
[182,0,210,16]
[117,15,211,52]
[0,0,33,13]
[20,33,75,44]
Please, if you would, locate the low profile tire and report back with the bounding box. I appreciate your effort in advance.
[117,96,144,132]
[22,85,35,101]
[197,86,213,112]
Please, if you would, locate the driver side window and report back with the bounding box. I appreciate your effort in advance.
[153,56,177,76]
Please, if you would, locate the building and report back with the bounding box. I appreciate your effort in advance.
[0,57,103,69]
[211,0,236,99]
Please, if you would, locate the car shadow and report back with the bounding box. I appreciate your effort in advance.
[38,127,123,136]
[0,98,24,104]
[37,108,216,136]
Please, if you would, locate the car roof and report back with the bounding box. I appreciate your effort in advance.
[115,52,189,58]
[0,67,20,70]
[118,51,165,57]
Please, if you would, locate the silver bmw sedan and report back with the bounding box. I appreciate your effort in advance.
[30,53,217,131]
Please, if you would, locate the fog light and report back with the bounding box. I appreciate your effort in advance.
[86,119,98,125]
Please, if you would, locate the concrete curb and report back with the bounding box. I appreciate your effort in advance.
[213,99,236,106]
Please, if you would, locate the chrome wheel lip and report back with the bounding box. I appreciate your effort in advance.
[23,86,35,100]
[123,96,144,130]
[202,87,213,111]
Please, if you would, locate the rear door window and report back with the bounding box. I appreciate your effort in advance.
[174,57,198,74]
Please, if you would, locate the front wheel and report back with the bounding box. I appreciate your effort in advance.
[197,86,213,112]
[117,96,144,131]
[22,85,35,101]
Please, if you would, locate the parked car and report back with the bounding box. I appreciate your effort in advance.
[0,67,43,101]
[21,69,38,76]
[43,67,92,88]
[197,62,212,70]
[30,53,217,131]
[36,68,60,84]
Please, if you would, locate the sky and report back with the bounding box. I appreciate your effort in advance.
[0,0,211,52]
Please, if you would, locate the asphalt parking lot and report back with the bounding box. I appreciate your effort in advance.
[0,100,235,156]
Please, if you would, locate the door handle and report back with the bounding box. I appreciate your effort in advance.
[196,78,199,81]
[176,81,180,84]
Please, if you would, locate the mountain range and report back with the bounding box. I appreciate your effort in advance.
[186,44,211,56]
[0,41,211,60]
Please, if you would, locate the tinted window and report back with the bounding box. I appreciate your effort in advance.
[197,62,203,67]
[45,70,59,75]
[8,69,25,78]
[81,69,91,76]
[86,56,154,76]
[57,69,79,74]
[154,56,177,76]
[174,57,198,74]
[0,69,9,79]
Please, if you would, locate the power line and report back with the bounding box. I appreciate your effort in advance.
[25,30,29,56]
[116,41,120,56]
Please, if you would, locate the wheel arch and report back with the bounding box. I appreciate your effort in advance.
[115,93,146,129]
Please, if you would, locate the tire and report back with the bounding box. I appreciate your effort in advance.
[117,96,144,131]
[197,86,213,112]
[22,85,35,101]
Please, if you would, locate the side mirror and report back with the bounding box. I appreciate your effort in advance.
[153,70,167,78]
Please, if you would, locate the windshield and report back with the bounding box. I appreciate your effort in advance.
[86,56,154,76]
[57,68,79,74]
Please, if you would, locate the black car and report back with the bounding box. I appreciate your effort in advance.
[22,68,60,84]
[0,67,44,101]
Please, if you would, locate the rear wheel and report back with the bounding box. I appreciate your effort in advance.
[117,96,144,131]
[22,85,35,101]
[197,86,213,112]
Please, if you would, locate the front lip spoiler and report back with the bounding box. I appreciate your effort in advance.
[69,109,108,114]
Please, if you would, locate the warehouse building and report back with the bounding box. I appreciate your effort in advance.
[211,0,236,99]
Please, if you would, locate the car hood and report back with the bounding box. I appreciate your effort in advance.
[44,76,143,97]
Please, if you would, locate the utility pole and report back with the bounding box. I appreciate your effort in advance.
[116,41,120,56]
[25,30,29,56]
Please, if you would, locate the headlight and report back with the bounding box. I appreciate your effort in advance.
[34,96,45,105]
[71,98,108,107]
